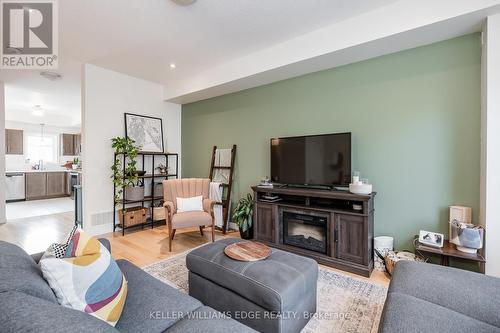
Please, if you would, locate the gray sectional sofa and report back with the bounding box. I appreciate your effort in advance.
[379,261,500,333]
[0,239,255,333]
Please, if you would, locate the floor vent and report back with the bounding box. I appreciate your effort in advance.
[91,211,114,226]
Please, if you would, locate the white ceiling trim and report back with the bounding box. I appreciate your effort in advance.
[165,0,500,104]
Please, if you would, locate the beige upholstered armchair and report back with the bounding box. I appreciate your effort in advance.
[162,178,215,251]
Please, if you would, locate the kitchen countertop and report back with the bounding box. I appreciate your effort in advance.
[6,169,82,174]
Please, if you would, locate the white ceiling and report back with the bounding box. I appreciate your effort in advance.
[1,0,398,126]
[1,60,82,127]
[60,0,399,84]
[166,0,500,103]
[2,0,500,122]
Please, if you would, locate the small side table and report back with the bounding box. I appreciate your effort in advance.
[415,240,485,266]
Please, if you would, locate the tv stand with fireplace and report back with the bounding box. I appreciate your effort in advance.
[252,186,375,277]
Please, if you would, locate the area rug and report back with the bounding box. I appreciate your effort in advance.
[143,251,387,333]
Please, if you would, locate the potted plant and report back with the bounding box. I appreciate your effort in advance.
[72,157,79,170]
[111,137,144,202]
[232,193,254,239]
[155,163,168,175]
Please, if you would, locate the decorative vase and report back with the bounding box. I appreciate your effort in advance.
[239,225,254,240]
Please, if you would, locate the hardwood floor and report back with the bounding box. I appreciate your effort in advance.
[102,225,238,267]
[0,212,75,254]
[0,214,390,286]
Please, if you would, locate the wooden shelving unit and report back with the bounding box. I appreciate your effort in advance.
[113,152,179,236]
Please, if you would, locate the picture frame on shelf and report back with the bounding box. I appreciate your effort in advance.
[124,113,164,153]
[419,230,444,248]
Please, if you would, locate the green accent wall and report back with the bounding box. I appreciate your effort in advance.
[182,34,481,250]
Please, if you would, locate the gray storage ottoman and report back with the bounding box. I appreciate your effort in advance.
[186,238,318,333]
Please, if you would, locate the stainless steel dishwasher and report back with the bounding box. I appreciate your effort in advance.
[5,173,25,202]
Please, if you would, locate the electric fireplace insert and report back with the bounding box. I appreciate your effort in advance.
[283,211,328,254]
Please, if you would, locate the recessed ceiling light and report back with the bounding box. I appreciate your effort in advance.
[40,71,63,81]
[170,0,196,6]
[32,105,44,117]
[170,63,176,69]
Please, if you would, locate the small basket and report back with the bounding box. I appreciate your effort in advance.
[384,251,424,275]
[124,186,145,201]
[150,206,166,221]
[118,207,147,227]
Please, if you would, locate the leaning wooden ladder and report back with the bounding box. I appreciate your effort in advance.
[209,145,237,234]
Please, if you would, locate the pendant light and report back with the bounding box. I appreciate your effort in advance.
[40,123,45,142]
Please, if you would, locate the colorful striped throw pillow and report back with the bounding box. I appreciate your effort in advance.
[40,230,127,326]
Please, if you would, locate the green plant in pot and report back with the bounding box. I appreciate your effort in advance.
[72,157,79,169]
[111,137,143,202]
[232,193,254,240]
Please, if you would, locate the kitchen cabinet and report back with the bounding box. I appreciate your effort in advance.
[61,133,82,156]
[61,134,74,156]
[25,173,47,199]
[66,173,72,195]
[73,134,81,156]
[47,172,67,196]
[5,129,23,155]
[25,172,69,200]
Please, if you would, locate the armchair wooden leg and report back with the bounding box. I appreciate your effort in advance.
[168,221,173,252]
[211,222,215,243]
[199,226,204,236]
[171,229,176,240]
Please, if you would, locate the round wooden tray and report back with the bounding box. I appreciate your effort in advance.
[224,241,271,262]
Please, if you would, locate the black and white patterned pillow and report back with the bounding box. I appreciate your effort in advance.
[42,224,79,259]
[50,242,69,258]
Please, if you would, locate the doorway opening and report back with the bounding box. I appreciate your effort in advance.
[1,65,82,254]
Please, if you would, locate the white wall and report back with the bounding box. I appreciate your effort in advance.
[481,14,500,277]
[5,121,80,171]
[0,82,5,224]
[82,64,181,235]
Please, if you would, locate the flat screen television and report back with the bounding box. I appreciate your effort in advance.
[270,133,351,187]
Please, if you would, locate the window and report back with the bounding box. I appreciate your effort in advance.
[27,134,57,163]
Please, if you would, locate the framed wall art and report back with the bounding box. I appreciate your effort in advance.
[124,113,164,153]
